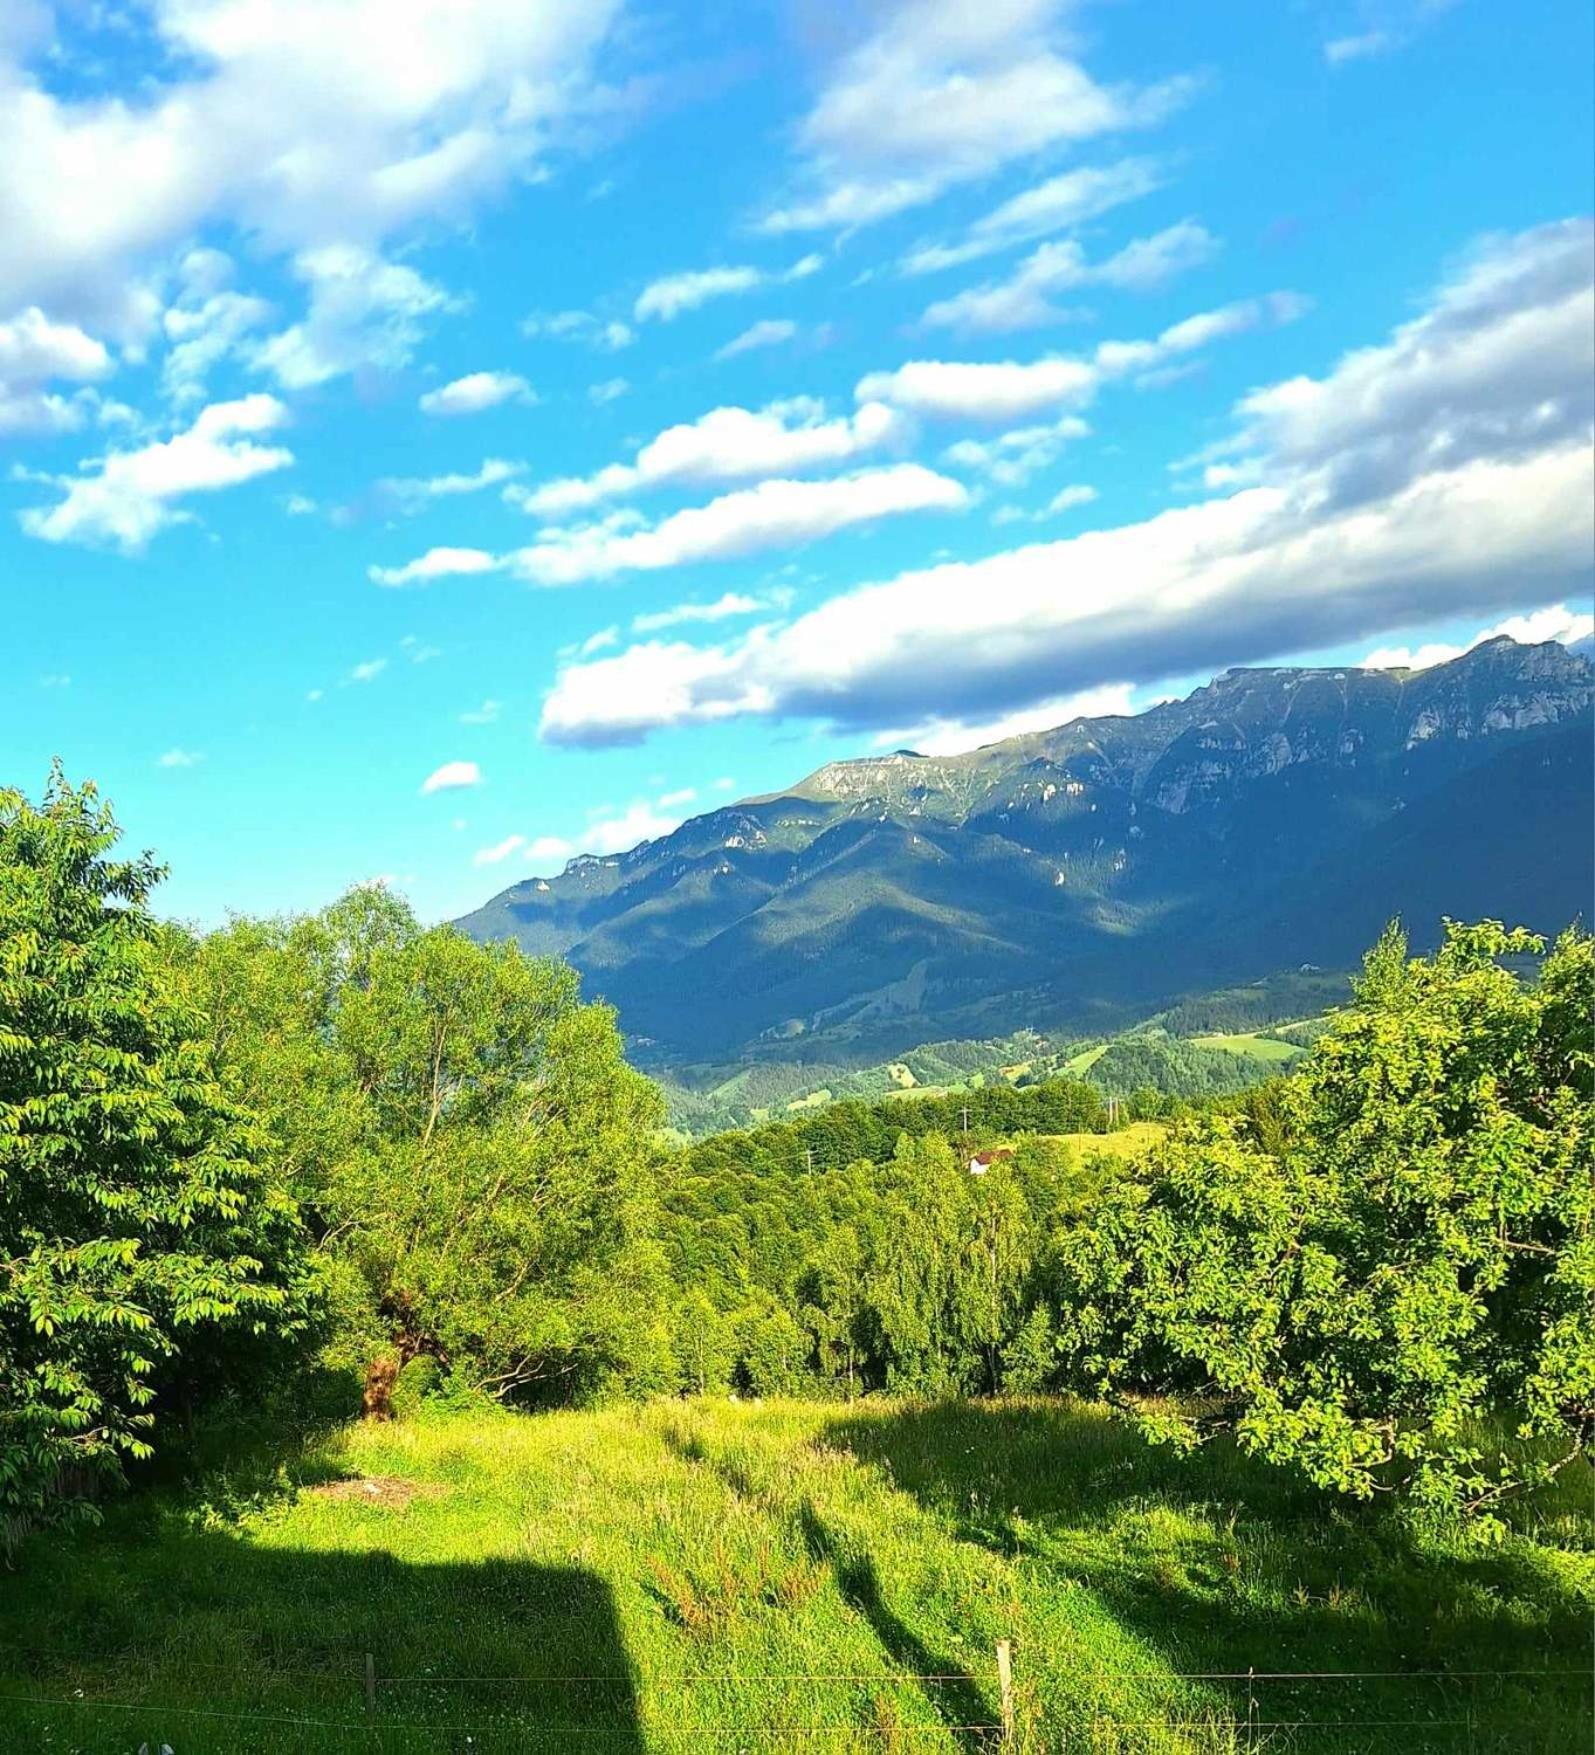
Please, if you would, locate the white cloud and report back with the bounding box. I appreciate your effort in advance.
[860,292,1308,420]
[508,463,969,586]
[526,834,574,865]
[0,305,114,434]
[157,747,205,768]
[880,682,1138,756]
[421,759,482,794]
[378,458,523,512]
[583,799,686,852]
[512,397,905,517]
[419,370,535,416]
[285,492,318,515]
[162,249,272,401]
[657,786,697,807]
[369,546,498,587]
[712,776,737,792]
[588,376,630,404]
[1043,482,1098,515]
[522,310,635,351]
[903,156,1166,275]
[474,833,525,865]
[19,393,293,552]
[632,590,789,633]
[349,658,389,683]
[538,222,1594,746]
[942,414,1089,486]
[759,0,1195,234]
[459,698,501,724]
[859,356,1095,423]
[716,318,798,359]
[634,254,821,322]
[0,0,624,335]
[1361,602,1595,670]
[920,220,1218,333]
[1325,30,1394,63]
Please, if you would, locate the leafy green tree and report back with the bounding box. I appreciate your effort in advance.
[1051,920,1594,1523]
[180,894,670,1403]
[0,772,313,1536]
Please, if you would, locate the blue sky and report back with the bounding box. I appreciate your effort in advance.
[3,0,1592,925]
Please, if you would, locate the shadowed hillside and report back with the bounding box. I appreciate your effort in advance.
[459,638,1592,1064]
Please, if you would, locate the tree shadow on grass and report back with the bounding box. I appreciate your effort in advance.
[797,1501,1000,1751]
[0,1522,642,1753]
[826,1399,1593,1755]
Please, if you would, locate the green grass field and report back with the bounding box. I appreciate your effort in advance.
[1,1398,1588,1752]
[1186,1032,1304,1064]
[1050,1121,1167,1159]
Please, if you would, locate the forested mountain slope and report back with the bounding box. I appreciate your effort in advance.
[459,638,1593,1063]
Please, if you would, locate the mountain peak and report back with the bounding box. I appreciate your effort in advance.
[458,638,1592,1064]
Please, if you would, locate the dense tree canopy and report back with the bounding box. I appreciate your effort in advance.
[1048,921,1594,1521]
[174,889,670,1403]
[0,772,314,1536]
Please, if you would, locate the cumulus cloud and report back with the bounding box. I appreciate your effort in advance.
[920,219,1218,333]
[0,304,113,433]
[632,590,790,633]
[255,246,459,388]
[377,458,524,513]
[421,759,482,795]
[539,222,1595,746]
[521,310,635,351]
[583,798,689,852]
[1361,602,1595,670]
[0,0,624,335]
[377,464,962,591]
[860,292,1308,420]
[525,834,574,866]
[942,414,1090,486]
[1043,482,1098,515]
[511,397,904,517]
[369,546,498,587]
[419,370,535,416]
[879,682,1138,756]
[633,254,821,322]
[759,0,1195,234]
[902,157,1166,275]
[716,318,799,359]
[161,248,272,402]
[19,393,292,551]
[507,463,968,586]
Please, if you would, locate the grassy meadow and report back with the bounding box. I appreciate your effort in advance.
[2,1397,1588,1753]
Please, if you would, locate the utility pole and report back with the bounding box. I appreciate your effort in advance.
[960,1104,971,1135]
[804,1145,814,1175]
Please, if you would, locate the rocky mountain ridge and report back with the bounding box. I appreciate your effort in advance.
[459,638,1593,1064]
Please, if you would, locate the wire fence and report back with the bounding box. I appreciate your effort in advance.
[0,1636,1589,1748]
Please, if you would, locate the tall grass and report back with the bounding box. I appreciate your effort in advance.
[0,1397,1588,1751]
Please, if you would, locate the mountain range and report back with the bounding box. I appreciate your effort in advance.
[459,637,1593,1069]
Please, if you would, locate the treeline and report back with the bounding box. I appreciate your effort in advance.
[681,1076,1106,1180]
[660,921,1593,1522]
[3,770,1588,1535]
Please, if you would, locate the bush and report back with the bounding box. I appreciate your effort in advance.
[390,1355,442,1420]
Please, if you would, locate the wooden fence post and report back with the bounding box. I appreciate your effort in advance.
[365,1651,377,1714]
[996,1637,1015,1745]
